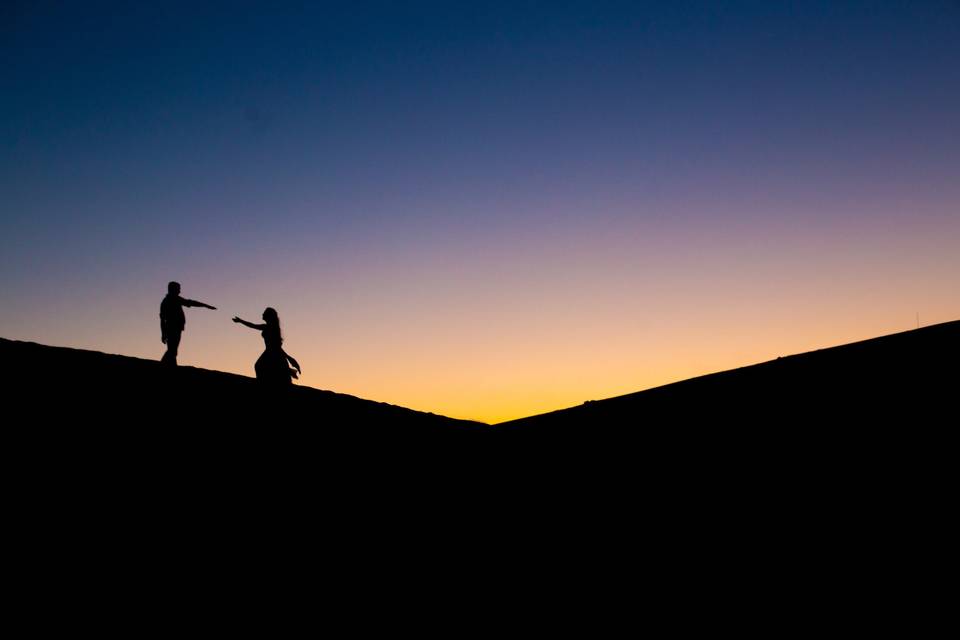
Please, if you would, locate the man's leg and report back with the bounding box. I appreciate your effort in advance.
[162,332,181,366]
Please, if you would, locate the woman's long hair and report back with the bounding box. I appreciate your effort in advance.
[263,307,282,344]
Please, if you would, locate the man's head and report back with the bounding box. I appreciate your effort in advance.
[168,281,181,295]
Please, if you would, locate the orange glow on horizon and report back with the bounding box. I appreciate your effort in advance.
[3,204,958,425]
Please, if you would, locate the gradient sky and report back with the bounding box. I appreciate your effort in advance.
[2,1,958,422]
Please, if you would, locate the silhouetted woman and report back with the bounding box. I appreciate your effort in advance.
[232,307,301,384]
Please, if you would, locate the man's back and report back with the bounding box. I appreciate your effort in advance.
[160,294,186,332]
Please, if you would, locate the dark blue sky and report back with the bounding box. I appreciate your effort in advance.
[5,1,957,234]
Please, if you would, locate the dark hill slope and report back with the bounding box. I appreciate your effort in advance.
[484,321,957,521]
[2,327,954,579]
[4,321,956,481]
[2,338,496,516]
[497,319,958,437]
[1,338,483,436]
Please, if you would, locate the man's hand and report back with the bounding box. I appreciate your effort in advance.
[206,304,217,310]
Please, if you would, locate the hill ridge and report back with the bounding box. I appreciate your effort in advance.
[496,319,959,427]
[3,318,957,430]
[0,337,485,430]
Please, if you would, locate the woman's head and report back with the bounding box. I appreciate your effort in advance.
[262,307,279,324]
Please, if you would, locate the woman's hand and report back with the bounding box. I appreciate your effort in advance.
[232,317,241,323]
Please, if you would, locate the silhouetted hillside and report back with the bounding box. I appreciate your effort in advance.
[1,338,483,435]
[482,321,957,540]
[3,325,953,582]
[2,337,491,516]
[5,319,956,447]
[497,320,958,438]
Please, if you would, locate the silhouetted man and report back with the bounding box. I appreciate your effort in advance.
[160,281,216,366]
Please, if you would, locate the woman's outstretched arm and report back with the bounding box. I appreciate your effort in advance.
[232,317,266,330]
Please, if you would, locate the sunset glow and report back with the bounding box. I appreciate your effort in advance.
[2,2,958,423]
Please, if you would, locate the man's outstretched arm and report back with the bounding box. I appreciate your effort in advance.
[183,298,217,310]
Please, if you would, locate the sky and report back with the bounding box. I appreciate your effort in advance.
[2,1,958,423]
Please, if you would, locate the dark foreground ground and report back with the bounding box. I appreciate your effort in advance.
[4,320,956,464]
[2,323,955,606]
